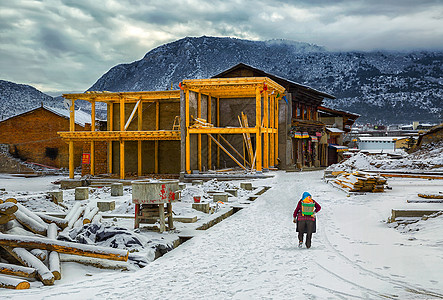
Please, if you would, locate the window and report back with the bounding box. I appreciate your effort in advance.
[45,147,58,160]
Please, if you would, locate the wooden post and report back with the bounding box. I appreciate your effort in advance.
[69,141,74,179]
[255,87,262,172]
[108,103,113,174]
[185,90,191,174]
[167,203,174,230]
[207,94,212,169]
[90,100,95,175]
[138,100,143,177]
[158,204,165,233]
[270,95,274,167]
[275,96,279,166]
[120,96,125,179]
[263,91,269,169]
[155,100,159,174]
[217,97,220,169]
[197,92,202,172]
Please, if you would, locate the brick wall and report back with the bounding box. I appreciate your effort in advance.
[81,141,108,176]
[0,107,85,168]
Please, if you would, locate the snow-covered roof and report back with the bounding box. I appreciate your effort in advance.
[326,127,344,133]
[358,136,404,142]
[45,106,95,127]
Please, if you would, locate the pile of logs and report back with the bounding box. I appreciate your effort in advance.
[331,171,387,193]
[0,198,128,289]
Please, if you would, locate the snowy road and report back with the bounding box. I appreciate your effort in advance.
[2,171,442,299]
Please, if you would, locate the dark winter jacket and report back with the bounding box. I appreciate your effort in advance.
[293,192,321,222]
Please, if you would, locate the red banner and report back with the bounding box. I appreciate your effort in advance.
[82,153,91,164]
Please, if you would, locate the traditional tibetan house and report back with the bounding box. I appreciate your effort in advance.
[212,63,336,169]
[318,106,360,165]
[0,105,93,169]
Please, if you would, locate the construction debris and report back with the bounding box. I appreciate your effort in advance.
[330,171,387,193]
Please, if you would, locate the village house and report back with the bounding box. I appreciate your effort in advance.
[59,64,342,178]
[0,105,96,170]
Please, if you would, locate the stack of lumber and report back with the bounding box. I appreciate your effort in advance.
[0,198,128,289]
[190,116,214,128]
[331,171,387,193]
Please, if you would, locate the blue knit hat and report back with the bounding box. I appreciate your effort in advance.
[302,192,311,200]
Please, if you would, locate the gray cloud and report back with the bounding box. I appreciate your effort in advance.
[0,0,442,94]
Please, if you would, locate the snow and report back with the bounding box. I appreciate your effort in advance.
[0,168,442,298]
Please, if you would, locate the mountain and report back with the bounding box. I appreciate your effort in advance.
[89,36,443,124]
[0,80,61,120]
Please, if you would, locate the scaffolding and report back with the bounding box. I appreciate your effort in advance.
[180,77,285,174]
[59,91,180,179]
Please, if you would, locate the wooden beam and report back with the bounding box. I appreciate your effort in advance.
[69,141,74,179]
[138,100,143,176]
[270,95,274,166]
[155,100,159,173]
[263,91,269,169]
[120,140,125,180]
[208,94,212,170]
[108,103,113,174]
[198,92,202,172]
[207,134,246,170]
[124,99,141,130]
[218,135,250,167]
[217,97,220,169]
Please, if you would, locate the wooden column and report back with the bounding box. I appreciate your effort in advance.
[90,101,95,176]
[108,103,113,174]
[263,91,269,169]
[69,99,75,179]
[207,94,212,170]
[185,90,191,174]
[155,100,159,174]
[216,97,220,169]
[255,87,262,172]
[119,96,125,179]
[197,92,201,172]
[138,100,143,177]
[275,96,279,167]
[270,95,274,167]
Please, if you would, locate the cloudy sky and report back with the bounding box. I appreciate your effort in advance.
[1,0,442,95]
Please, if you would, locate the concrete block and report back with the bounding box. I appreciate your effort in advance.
[240,182,253,190]
[97,200,116,212]
[60,179,83,190]
[192,202,210,214]
[178,183,186,190]
[192,180,203,186]
[48,190,63,203]
[213,193,229,202]
[75,187,89,200]
[111,183,124,196]
[225,189,238,197]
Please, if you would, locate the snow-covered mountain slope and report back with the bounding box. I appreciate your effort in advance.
[89,36,443,124]
[0,80,61,120]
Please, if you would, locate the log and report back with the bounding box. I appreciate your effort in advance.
[83,207,99,224]
[4,198,17,204]
[47,223,61,280]
[16,203,48,228]
[91,213,102,224]
[0,202,18,215]
[73,217,84,228]
[0,234,129,262]
[14,210,47,235]
[59,254,130,271]
[2,246,55,285]
[30,249,47,261]
[67,205,84,229]
[0,275,30,289]
[0,262,37,278]
[0,214,16,225]
[35,212,68,229]
[64,202,81,221]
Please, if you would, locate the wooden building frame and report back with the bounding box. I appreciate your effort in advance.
[180,77,285,174]
[59,91,181,179]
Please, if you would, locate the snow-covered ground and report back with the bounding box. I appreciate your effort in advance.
[1,169,442,299]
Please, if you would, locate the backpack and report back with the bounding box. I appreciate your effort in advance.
[301,197,315,216]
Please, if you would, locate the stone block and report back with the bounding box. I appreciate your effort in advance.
[213,193,229,202]
[111,183,124,196]
[192,180,203,186]
[192,202,210,214]
[178,183,186,190]
[97,200,116,212]
[60,179,83,190]
[240,182,253,190]
[225,189,238,197]
[48,190,63,203]
[75,187,89,200]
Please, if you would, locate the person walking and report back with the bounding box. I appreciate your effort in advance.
[293,192,321,249]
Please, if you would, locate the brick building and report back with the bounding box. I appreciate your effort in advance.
[0,105,94,169]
